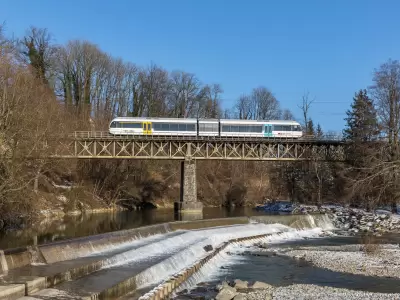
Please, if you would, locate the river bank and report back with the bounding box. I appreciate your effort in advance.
[173,210,400,300]
[207,281,400,300]
[176,238,400,300]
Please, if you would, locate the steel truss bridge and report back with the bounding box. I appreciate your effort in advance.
[47,131,348,161]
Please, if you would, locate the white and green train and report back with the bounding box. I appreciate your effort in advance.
[109,117,303,138]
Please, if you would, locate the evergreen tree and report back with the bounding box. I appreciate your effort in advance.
[306,119,315,135]
[316,123,323,138]
[343,89,380,142]
[343,89,381,209]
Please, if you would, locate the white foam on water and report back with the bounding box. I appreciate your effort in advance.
[86,231,183,257]
[104,223,292,269]
[0,250,8,276]
[173,227,330,294]
[306,214,317,228]
[134,223,291,288]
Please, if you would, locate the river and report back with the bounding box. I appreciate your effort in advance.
[0,207,278,249]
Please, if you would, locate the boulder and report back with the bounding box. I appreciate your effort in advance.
[233,279,248,289]
[203,245,213,252]
[216,286,238,300]
[233,294,246,300]
[251,281,272,289]
[216,281,230,291]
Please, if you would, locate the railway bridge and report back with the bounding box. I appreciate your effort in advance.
[48,131,347,213]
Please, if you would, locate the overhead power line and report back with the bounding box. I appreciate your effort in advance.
[313,101,349,104]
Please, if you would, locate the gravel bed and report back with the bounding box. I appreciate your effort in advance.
[276,244,400,279]
[272,284,400,300]
[215,283,400,300]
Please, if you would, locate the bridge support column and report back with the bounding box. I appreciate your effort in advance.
[174,159,203,213]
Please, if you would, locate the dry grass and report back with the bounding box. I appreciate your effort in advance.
[360,234,381,255]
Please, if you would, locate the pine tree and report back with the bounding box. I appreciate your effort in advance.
[343,89,381,209]
[343,89,380,142]
[306,119,315,135]
[316,123,323,138]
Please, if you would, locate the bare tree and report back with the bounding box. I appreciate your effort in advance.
[251,86,280,119]
[139,63,169,117]
[370,59,400,211]
[235,94,252,119]
[370,59,400,150]
[298,91,315,133]
[281,109,295,120]
[0,22,9,53]
[18,26,57,85]
[0,51,69,223]
[55,40,105,118]
[168,71,201,118]
[201,83,223,118]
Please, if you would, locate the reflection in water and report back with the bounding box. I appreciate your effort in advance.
[0,207,273,249]
[174,211,204,221]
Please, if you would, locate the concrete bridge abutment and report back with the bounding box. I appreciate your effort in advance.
[174,159,203,213]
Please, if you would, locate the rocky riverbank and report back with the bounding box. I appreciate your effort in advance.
[328,209,400,235]
[203,279,400,300]
[294,204,400,235]
[261,243,400,280]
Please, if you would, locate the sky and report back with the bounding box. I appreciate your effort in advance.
[1,0,400,133]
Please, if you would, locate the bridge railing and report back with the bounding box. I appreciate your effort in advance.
[69,131,345,143]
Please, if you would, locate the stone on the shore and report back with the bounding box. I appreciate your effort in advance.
[251,281,272,289]
[216,286,238,300]
[325,206,400,235]
[233,294,246,300]
[234,279,248,289]
[216,281,230,291]
[203,244,213,252]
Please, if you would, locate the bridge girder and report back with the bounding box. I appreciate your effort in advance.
[49,134,346,161]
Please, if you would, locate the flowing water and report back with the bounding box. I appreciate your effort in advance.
[2,207,400,299]
[0,207,287,249]
[172,232,400,299]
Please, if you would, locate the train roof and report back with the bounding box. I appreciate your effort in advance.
[111,117,197,122]
[219,119,300,124]
[110,117,300,125]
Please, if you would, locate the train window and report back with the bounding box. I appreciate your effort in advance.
[292,125,301,131]
[231,126,239,132]
[199,123,217,132]
[177,124,185,131]
[187,124,195,131]
[170,124,179,131]
[222,125,230,132]
[153,123,160,130]
[251,126,262,132]
[110,122,116,128]
[162,123,170,131]
[274,125,292,131]
[207,124,217,132]
[122,122,141,128]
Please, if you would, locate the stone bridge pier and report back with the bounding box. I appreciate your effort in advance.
[174,159,203,213]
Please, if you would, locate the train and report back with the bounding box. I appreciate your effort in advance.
[109,117,303,138]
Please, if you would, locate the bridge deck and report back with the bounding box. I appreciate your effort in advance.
[44,132,348,161]
[68,131,345,144]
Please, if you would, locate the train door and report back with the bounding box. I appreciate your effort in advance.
[142,122,152,135]
[264,124,272,137]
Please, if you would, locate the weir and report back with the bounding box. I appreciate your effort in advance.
[174,159,203,213]
[0,214,335,300]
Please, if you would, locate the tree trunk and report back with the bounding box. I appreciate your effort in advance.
[33,166,41,193]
